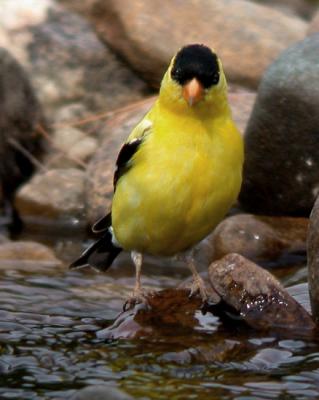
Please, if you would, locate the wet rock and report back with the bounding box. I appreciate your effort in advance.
[60,0,307,88]
[15,168,86,224]
[45,127,98,168]
[0,241,61,265]
[98,289,205,340]
[209,253,315,332]
[71,385,133,400]
[308,10,319,35]
[158,339,241,365]
[210,214,308,262]
[307,195,319,324]
[239,34,319,216]
[86,98,155,223]
[0,0,149,116]
[0,47,47,206]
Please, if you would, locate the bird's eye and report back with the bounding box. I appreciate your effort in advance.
[210,72,220,85]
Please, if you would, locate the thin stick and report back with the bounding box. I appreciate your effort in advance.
[36,125,87,170]
[7,138,47,172]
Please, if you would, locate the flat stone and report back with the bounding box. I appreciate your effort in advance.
[0,241,61,265]
[15,168,86,223]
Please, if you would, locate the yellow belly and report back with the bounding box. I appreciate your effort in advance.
[112,119,243,256]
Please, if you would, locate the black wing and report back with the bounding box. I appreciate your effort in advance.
[92,212,112,233]
[113,138,143,189]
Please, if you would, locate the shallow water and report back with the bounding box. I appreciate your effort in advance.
[1,234,319,400]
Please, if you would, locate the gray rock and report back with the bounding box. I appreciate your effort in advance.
[15,168,86,224]
[0,47,47,206]
[71,385,133,400]
[0,0,149,116]
[240,34,319,216]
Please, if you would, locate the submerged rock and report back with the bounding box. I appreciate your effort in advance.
[239,34,319,216]
[210,214,308,262]
[60,0,307,88]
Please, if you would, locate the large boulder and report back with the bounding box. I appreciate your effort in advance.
[239,34,319,216]
[59,0,307,88]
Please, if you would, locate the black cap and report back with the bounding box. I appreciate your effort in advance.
[171,44,220,88]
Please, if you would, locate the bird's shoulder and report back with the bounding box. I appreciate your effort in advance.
[113,117,153,189]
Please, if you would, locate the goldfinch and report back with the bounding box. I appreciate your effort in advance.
[70,44,244,307]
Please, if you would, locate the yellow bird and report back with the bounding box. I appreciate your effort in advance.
[70,44,244,307]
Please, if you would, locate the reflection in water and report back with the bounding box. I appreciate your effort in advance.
[0,240,318,399]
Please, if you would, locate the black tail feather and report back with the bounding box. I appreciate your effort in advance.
[70,230,122,272]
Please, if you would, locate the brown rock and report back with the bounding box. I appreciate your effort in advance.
[97,289,204,340]
[209,253,315,332]
[0,241,61,265]
[15,168,86,225]
[60,0,307,88]
[228,90,256,134]
[210,214,308,262]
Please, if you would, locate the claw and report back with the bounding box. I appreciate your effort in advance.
[188,274,208,303]
[122,288,149,312]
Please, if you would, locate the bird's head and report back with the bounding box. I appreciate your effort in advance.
[160,44,228,114]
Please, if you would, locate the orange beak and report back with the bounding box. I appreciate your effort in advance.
[182,78,204,106]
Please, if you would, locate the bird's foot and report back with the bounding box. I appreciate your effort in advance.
[189,275,209,303]
[123,288,151,312]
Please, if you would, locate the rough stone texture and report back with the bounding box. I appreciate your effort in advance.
[211,214,308,262]
[0,0,149,116]
[209,253,315,332]
[0,241,61,264]
[59,0,307,88]
[307,195,319,324]
[0,47,47,205]
[15,168,86,222]
[239,34,319,216]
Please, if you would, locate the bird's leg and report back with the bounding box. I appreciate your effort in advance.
[123,251,147,311]
[185,253,208,303]
[132,250,143,298]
